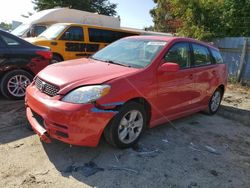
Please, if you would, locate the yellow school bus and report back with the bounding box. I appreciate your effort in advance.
[27,23,140,63]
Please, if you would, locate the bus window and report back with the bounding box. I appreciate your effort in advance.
[60,26,84,41]
[88,28,137,43]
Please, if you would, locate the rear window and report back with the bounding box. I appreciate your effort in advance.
[211,49,223,64]
[1,35,20,46]
[88,28,136,43]
[192,43,212,66]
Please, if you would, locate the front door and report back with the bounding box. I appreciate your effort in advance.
[157,42,196,119]
[57,26,86,60]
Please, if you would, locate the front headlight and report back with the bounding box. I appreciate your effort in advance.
[62,85,111,104]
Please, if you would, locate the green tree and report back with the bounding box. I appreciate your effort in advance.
[151,0,250,40]
[32,0,117,16]
[222,0,250,37]
[0,22,12,31]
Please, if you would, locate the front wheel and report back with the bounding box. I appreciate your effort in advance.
[0,70,33,100]
[206,88,223,115]
[104,102,147,148]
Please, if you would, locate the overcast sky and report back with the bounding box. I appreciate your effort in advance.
[0,0,155,29]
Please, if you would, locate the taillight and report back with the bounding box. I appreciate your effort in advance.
[36,50,52,60]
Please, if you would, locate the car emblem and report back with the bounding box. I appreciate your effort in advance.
[38,81,46,92]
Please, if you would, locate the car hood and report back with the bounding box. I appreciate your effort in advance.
[37,58,139,94]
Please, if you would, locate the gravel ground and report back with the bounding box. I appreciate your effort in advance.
[0,85,249,188]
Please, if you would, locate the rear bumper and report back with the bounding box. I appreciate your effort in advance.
[25,85,116,147]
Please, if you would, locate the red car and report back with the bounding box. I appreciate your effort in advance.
[25,36,227,148]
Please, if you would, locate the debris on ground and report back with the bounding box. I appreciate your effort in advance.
[189,142,220,155]
[162,139,169,143]
[12,143,24,148]
[210,170,219,177]
[113,153,119,163]
[188,181,198,188]
[108,166,139,174]
[34,170,50,176]
[205,145,220,155]
[132,143,162,158]
[64,161,104,177]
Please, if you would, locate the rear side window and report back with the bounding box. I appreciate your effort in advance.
[164,42,190,68]
[192,43,212,66]
[88,28,136,43]
[1,35,20,46]
[211,49,223,64]
[60,26,84,41]
[0,38,5,48]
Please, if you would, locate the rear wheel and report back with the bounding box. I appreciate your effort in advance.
[206,88,223,115]
[104,102,147,148]
[51,54,63,64]
[0,70,33,100]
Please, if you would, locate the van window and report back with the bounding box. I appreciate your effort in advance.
[192,44,212,66]
[164,43,190,68]
[88,28,135,43]
[211,49,223,64]
[34,25,47,36]
[60,26,84,41]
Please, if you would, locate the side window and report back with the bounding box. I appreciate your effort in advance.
[113,31,137,41]
[192,44,212,66]
[60,26,84,41]
[88,28,137,43]
[88,28,113,43]
[34,25,47,36]
[1,35,20,46]
[211,49,223,64]
[164,43,190,68]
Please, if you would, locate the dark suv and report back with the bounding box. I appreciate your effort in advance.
[0,30,52,99]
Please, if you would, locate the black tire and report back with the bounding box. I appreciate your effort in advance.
[104,102,147,148]
[52,54,63,64]
[206,88,223,115]
[0,70,33,100]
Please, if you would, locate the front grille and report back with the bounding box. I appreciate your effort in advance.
[35,77,59,97]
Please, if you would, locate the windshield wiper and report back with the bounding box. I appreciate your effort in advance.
[104,60,131,67]
[90,57,131,67]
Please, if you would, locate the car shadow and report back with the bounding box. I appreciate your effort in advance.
[0,96,34,144]
[40,118,184,187]
[218,105,250,126]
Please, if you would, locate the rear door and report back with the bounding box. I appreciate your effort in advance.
[190,43,218,107]
[157,42,196,118]
[57,26,86,60]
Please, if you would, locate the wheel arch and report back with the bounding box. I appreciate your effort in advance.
[124,97,152,127]
[53,52,64,61]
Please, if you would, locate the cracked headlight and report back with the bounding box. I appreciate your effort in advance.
[62,85,111,104]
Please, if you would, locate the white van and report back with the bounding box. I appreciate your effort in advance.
[11,8,121,38]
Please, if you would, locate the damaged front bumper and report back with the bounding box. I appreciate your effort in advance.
[25,85,122,147]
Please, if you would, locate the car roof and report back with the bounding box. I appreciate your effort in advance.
[125,35,218,50]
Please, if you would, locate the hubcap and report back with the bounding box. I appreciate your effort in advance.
[51,59,59,64]
[7,75,31,97]
[211,91,221,112]
[118,110,143,144]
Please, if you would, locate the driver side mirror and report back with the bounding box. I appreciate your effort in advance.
[159,61,180,72]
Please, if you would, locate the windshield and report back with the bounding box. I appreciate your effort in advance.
[11,24,30,37]
[92,38,167,68]
[39,24,67,40]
